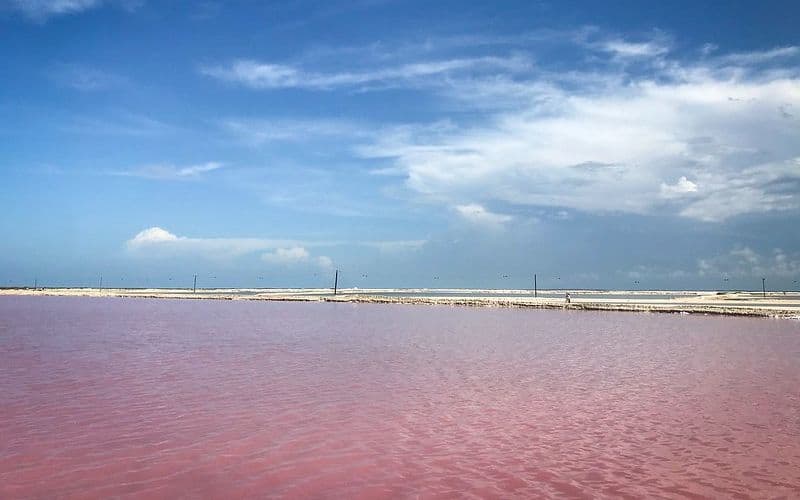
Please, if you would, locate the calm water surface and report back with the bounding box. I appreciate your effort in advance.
[1,296,799,498]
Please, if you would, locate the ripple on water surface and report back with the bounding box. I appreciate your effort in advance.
[1,296,799,498]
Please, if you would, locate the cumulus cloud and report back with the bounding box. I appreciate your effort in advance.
[128,227,179,245]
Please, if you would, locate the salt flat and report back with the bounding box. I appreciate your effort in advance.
[3,287,799,318]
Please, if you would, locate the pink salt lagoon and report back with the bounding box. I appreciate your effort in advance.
[1,296,799,498]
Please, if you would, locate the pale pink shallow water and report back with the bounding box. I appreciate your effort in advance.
[1,297,800,499]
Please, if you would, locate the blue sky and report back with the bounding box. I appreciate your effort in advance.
[1,0,799,290]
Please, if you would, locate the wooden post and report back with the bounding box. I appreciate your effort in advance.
[762,277,766,298]
[99,275,103,290]
[534,274,537,298]
[34,278,37,290]
[334,269,339,295]
[193,274,197,293]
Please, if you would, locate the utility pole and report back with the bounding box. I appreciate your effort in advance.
[334,269,339,295]
[534,274,537,298]
[762,277,766,298]
[193,274,197,293]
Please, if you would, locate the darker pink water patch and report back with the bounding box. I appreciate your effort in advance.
[1,296,799,498]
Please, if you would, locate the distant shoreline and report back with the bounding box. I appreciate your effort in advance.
[2,288,799,319]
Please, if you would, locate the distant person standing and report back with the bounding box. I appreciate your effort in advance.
[565,292,571,304]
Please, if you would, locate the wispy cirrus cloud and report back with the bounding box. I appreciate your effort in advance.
[63,112,178,136]
[8,0,102,21]
[716,46,800,66]
[48,63,128,91]
[200,55,532,91]
[222,118,366,146]
[359,240,427,252]
[7,0,141,22]
[588,31,672,59]
[112,162,224,181]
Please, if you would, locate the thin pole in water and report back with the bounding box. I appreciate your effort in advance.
[34,277,37,290]
[193,274,197,293]
[334,269,339,295]
[534,274,537,298]
[762,277,766,298]
[99,274,103,290]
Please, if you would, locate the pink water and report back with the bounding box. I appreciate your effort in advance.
[1,297,799,498]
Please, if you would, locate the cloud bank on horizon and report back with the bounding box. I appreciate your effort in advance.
[1,1,799,288]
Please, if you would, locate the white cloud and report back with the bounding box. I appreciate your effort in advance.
[677,160,800,221]
[126,227,301,258]
[261,246,309,264]
[200,55,532,91]
[718,46,800,66]
[128,227,179,245]
[114,162,224,180]
[358,50,800,221]
[599,39,670,58]
[454,203,512,228]
[204,35,799,223]
[126,227,422,261]
[261,247,333,269]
